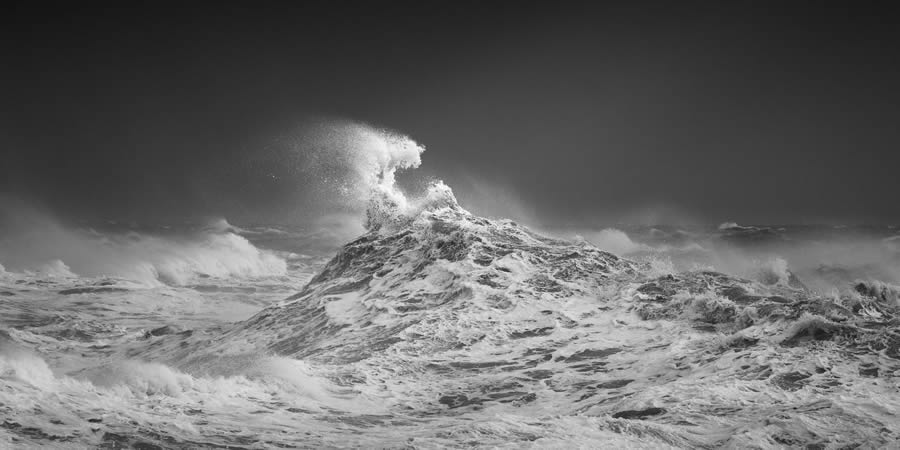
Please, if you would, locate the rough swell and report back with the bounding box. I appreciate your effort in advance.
[107,185,900,448]
[1,132,899,446]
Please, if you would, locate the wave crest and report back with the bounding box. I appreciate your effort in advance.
[295,121,425,216]
[366,180,462,231]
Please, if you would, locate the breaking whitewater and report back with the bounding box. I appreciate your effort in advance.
[2,128,900,449]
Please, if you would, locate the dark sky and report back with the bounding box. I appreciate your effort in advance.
[2,3,899,226]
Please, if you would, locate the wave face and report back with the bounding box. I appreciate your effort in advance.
[2,127,900,447]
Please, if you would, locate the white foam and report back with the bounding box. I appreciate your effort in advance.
[88,360,192,397]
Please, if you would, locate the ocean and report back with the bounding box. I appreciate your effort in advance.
[1,128,899,448]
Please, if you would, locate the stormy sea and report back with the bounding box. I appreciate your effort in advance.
[2,127,899,449]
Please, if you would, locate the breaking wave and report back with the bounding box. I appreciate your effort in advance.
[286,120,426,215]
[576,228,650,255]
[0,210,286,286]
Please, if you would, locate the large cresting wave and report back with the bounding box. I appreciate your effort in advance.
[2,123,899,448]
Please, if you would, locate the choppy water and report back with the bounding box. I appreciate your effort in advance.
[2,184,899,449]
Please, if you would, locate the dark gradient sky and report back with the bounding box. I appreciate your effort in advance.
[2,3,899,226]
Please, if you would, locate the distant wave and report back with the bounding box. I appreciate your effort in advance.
[0,214,286,286]
[576,228,650,255]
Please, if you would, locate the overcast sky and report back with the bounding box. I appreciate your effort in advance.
[3,3,899,226]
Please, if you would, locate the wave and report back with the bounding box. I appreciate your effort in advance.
[124,175,895,447]
[575,228,650,255]
[853,279,900,306]
[0,209,286,286]
[5,126,900,447]
[0,333,383,448]
[583,223,900,297]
